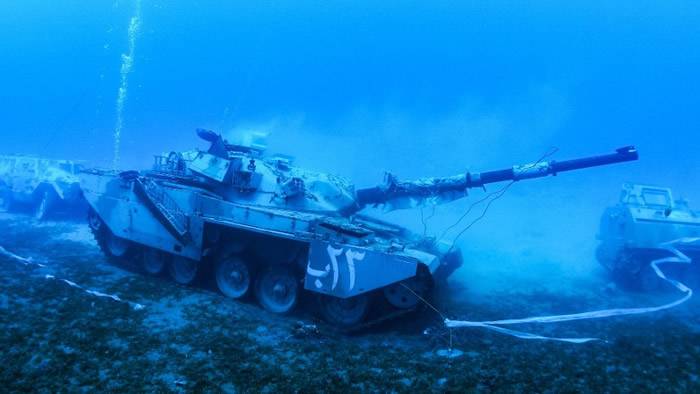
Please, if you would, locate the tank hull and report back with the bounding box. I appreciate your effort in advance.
[81,169,458,327]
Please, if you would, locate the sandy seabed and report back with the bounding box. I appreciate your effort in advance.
[1,212,699,393]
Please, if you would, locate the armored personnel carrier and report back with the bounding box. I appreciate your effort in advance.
[0,155,87,220]
[81,130,638,327]
[597,183,700,289]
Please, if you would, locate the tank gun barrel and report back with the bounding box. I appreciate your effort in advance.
[472,146,638,186]
[356,146,639,208]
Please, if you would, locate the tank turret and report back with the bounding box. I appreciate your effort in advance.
[80,129,639,328]
[171,130,638,215]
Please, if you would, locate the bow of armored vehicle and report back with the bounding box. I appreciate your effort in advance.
[597,183,700,289]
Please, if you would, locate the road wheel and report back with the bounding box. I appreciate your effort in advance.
[636,264,662,292]
[383,275,432,310]
[216,256,252,299]
[169,255,199,285]
[255,265,299,314]
[143,248,168,276]
[318,294,369,328]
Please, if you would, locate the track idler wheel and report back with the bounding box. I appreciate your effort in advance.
[216,256,252,299]
[255,265,299,314]
[142,248,168,276]
[105,232,133,258]
[318,294,370,328]
[88,209,103,232]
[169,255,199,285]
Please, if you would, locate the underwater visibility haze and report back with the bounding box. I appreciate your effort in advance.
[1,1,700,392]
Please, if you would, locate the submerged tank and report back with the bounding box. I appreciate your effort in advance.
[597,183,700,289]
[81,130,639,327]
[0,155,87,220]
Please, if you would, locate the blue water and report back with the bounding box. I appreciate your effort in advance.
[0,1,697,171]
[1,2,700,390]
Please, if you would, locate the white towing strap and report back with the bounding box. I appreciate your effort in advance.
[0,245,145,310]
[445,238,700,343]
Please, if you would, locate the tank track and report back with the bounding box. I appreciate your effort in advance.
[87,210,429,331]
[90,221,107,254]
[337,308,417,334]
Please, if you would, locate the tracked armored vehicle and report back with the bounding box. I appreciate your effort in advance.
[81,130,638,327]
[0,155,87,220]
[597,183,700,289]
